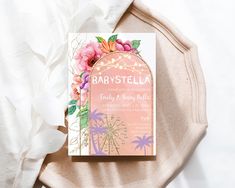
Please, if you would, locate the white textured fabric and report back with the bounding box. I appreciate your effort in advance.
[0,0,132,187]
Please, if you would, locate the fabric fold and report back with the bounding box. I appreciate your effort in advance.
[0,0,133,187]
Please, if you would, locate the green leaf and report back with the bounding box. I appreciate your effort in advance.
[68,105,76,115]
[108,34,118,42]
[69,100,77,105]
[76,103,89,117]
[79,72,85,78]
[80,109,88,116]
[80,116,88,129]
[77,101,89,129]
[131,40,141,49]
[96,36,104,43]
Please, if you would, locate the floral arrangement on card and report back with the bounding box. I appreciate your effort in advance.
[68,34,153,155]
[69,34,141,112]
[69,35,141,119]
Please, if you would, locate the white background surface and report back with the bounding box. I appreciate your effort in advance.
[140,0,235,187]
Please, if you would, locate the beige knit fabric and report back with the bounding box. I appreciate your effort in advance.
[38,1,207,187]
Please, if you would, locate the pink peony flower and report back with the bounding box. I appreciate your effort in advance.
[70,72,90,106]
[75,42,103,72]
[115,39,135,52]
[70,74,82,101]
[71,84,80,101]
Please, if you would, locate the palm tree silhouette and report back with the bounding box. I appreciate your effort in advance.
[89,109,106,155]
[89,109,103,122]
[90,125,107,155]
[132,134,153,155]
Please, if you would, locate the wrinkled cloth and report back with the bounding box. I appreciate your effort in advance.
[0,0,132,187]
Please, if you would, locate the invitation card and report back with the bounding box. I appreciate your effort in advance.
[68,33,156,156]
